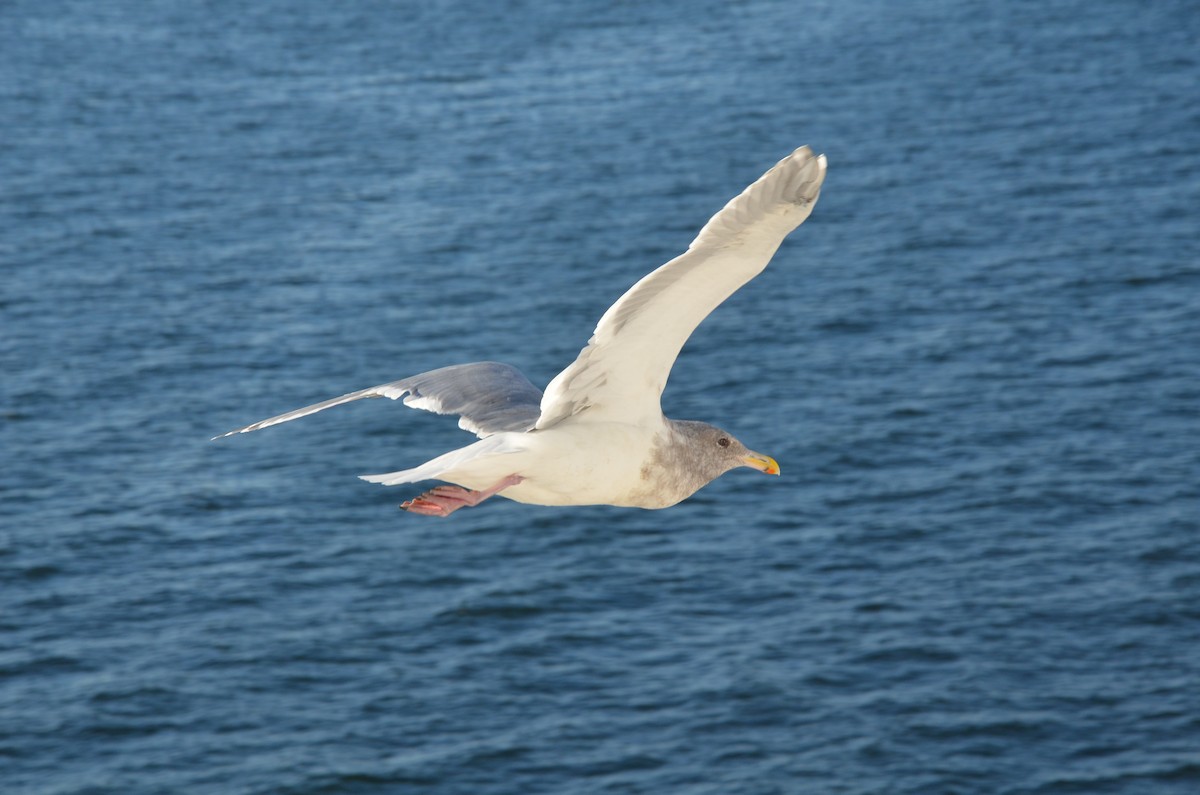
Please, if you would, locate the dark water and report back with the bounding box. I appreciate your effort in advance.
[3,0,1199,792]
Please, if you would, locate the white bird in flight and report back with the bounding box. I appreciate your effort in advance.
[215,146,827,516]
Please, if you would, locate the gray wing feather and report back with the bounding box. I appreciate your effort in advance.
[213,361,543,440]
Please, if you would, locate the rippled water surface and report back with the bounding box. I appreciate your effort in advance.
[3,1,1199,793]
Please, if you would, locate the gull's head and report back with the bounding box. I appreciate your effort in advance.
[671,420,780,484]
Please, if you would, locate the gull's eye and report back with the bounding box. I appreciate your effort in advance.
[717,437,731,448]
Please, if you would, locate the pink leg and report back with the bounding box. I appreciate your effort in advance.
[401,474,525,517]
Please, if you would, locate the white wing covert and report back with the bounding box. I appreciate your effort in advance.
[536,146,827,430]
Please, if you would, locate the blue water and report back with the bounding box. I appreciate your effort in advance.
[3,0,1199,792]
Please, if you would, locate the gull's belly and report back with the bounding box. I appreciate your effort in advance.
[500,423,662,508]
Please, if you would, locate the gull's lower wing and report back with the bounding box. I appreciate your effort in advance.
[537,146,827,429]
[213,361,543,440]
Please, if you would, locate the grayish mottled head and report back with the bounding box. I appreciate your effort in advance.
[631,419,780,509]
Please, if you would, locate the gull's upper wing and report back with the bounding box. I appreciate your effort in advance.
[213,361,543,440]
[536,146,827,430]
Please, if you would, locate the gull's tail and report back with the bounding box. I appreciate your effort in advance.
[359,434,525,487]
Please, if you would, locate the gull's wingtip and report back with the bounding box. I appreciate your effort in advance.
[777,145,827,208]
[211,426,251,441]
[788,145,828,174]
[787,143,822,158]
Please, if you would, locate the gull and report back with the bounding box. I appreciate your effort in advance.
[215,146,827,516]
